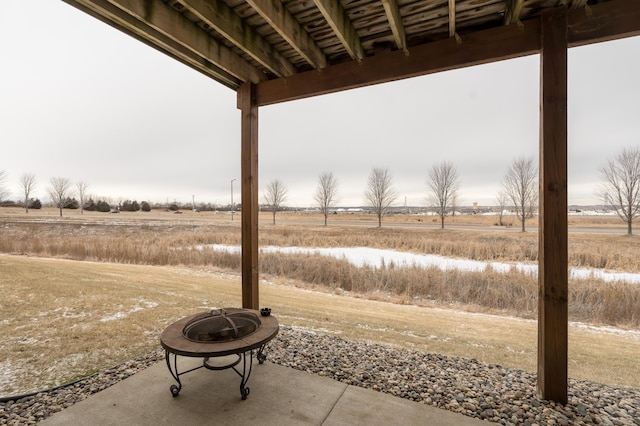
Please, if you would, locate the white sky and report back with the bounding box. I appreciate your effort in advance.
[1,1,639,207]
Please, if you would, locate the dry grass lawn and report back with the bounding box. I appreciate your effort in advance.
[1,254,638,397]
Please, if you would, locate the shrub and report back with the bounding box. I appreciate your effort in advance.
[85,198,97,211]
[121,200,141,212]
[64,197,79,209]
[96,200,111,212]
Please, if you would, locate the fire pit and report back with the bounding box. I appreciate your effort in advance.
[160,308,278,400]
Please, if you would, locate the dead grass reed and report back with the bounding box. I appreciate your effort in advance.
[258,253,638,327]
[1,216,638,327]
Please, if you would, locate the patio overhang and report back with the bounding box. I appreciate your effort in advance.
[62,0,640,404]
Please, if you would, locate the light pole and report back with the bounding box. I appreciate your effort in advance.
[230,178,236,221]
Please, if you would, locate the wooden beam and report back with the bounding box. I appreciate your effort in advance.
[238,83,260,310]
[312,0,364,60]
[255,18,541,105]
[504,0,523,25]
[65,0,241,88]
[68,0,639,94]
[567,0,640,46]
[255,0,640,106]
[448,0,456,37]
[538,7,568,404]
[381,0,407,53]
[179,0,297,77]
[104,0,266,83]
[246,0,327,69]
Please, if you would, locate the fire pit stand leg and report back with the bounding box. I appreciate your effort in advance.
[234,343,268,399]
[165,351,206,397]
[213,350,253,399]
[257,343,267,364]
[165,351,182,397]
[200,344,267,400]
[238,350,253,399]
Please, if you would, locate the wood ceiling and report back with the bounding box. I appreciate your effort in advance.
[62,0,639,105]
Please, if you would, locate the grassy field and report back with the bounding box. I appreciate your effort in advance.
[1,254,639,397]
[1,207,639,395]
[2,208,638,326]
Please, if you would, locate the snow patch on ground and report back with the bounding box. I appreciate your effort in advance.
[205,244,640,284]
[569,322,640,339]
[0,360,24,395]
[99,299,158,322]
[288,325,342,335]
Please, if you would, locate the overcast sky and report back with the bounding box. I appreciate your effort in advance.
[1,2,639,208]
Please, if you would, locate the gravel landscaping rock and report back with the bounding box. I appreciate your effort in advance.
[1,326,638,425]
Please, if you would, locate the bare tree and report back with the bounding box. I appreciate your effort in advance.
[502,156,538,232]
[365,167,397,228]
[427,161,460,229]
[76,181,90,215]
[314,172,340,226]
[263,179,288,224]
[495,190,509,226]
[0,170,9,202]
[599,147,640,235]
[49,177,73,217]
[451,193,459,217]
[20,173,37,213]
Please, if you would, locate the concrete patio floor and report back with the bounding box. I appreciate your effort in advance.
[40,357,489,425]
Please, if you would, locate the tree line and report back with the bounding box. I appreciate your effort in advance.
[263,147,640,235]
[1,147,639,233]
[262,157,539,231]
[0,174,151,216]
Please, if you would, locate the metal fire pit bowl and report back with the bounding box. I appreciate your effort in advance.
[160,308,279,400]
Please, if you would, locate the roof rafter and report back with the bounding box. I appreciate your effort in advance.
[381,0,407,53]
[245,0,327,69]
[504,0,524,25]
[102,0,266,83]
[448,0,456,37]
[312,0,364,60]
[567,0,640,46]
[257,18,540,106]
[177,0,297,78]
[64,0,242,87]
[255,0,640,105]
[65,0,639,96]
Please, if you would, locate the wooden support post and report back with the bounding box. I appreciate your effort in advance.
[538,7,568,404]
[238,83,259,310]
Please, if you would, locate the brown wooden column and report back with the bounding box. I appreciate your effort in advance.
[538,7,568,404]
[238,82,259,309]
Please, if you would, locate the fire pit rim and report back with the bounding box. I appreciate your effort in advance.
[160,308,279,358]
